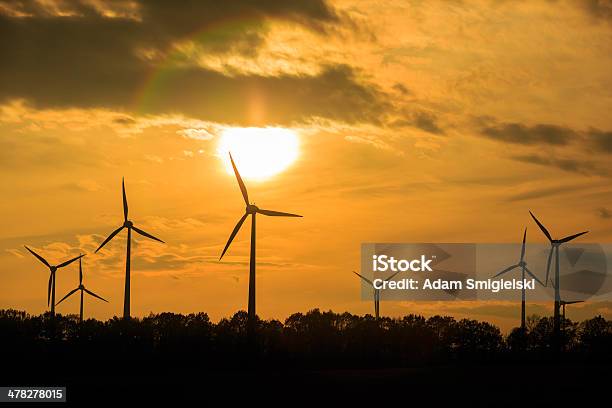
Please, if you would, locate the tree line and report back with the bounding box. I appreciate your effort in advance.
[1,309,610,369]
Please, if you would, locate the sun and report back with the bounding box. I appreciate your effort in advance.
[217,127,299,180]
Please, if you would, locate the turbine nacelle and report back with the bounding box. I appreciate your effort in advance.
[247,204,259,214]
[50,265,57,272]
[123,220,133,228]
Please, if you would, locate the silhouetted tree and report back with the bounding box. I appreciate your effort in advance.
[0,309,610,370]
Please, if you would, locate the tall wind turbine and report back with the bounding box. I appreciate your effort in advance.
[24,246,84,317]
[529,211,588,339]
[56,256,108,323]
[219,152,302,337]
[353,270,401,320]
[491,228,544,330]
[95,178,164,319]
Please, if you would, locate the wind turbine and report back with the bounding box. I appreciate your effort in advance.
[491,228,544,330]
[548,278,584,332]
[56,256,108,323]
[529,211,588,339]
[353,270,401,320]
[560,300,584,332]
[24,246,84,317]
[95,178,164,319]
[219,152,302,337]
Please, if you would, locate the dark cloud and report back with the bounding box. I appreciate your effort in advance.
[0,0,389,125]
[580,0,612,22]
[597,207,611,219]
[392,83,412,96]
[481,123,574,146]
[587,128,612,153]
[390,111,444,135]
[0,0,340,31]
[137,64,390,125]
[412,111,444,135]
[512,154,603,176]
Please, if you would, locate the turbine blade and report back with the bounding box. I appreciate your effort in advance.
[545,247,553,285]
[132,226,165,244]
[95,226,124,253]
[353,271,373,286]
[24,246,50,268]
[549,277,556,290]
[57,253,84,269]
[122,177,128,222]
[520,228,527,262]
[559,231,589,243]
[47,273,52,306]
[79,257,83,284]
[529,211,552,242]
[229,152,249,205]
[219,213,248,260]
[384,270,401,282]
[524,266,544,287]
[56,287,79,306]
[492,264,519,278]
[84,288,108,303]
[257,208,302,217]
[564,300,584,305]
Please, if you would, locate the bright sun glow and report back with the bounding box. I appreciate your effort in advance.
[218,127,299,180]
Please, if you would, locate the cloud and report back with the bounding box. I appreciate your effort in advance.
[176,128,215,141]
[511,154,604,176]
[388,110,445,135]
[580,0,612,22]
[587,128,612,153]
[0,0,341,29]
[411,111,444,135]
[597,207,612,219]
[506,183,591,202]
[392,83,412,96]
[0,0,386,126]
[481,123,574,146]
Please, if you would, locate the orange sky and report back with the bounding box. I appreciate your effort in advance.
[0,0,611,331]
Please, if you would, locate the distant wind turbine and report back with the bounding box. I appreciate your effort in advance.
[529,211,588,340]
[560,300,584,332]
[548,277,584,332]
[491,228,544,330]
[24,246,84,317]
[95,178,164,319]
[219,152,302,338]
[353,270,401,320]
[56,256,108,323]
